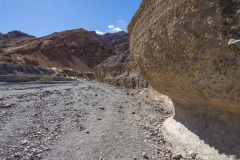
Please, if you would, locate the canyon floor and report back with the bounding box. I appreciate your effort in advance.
[0,81,189,160]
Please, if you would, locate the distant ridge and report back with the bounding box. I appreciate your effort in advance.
[0,30,35,42]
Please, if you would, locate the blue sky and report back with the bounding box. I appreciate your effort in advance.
[0,0,141,37]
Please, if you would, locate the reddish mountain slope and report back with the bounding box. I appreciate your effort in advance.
[0,29,116,73]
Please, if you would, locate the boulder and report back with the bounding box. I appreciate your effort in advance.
[129,0,240,159]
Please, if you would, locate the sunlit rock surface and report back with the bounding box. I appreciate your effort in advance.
[129,0,240,159]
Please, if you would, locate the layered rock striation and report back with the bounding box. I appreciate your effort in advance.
[0,62,55,82]
[129,0,240,159]
[95,51,148,89]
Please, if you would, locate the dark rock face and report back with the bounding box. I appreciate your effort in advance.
[0,62,55,82]
[1,30,35,42]
[0,63,54,76]
[129,0,240,159]
[0,32,3,40]
[95,51,148,89]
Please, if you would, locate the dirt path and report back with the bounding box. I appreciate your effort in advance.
[0,81,173,160]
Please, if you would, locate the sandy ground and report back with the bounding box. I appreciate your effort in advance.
[0,80,175,160]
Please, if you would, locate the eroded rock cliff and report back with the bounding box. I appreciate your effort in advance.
[95,51,148,89]
[129,0,240,159]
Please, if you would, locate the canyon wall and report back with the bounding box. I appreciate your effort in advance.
[129,0,240,159]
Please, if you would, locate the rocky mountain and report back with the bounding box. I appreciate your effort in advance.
[0,29,117,75]
[129,0,240,159]
[94,31,129,54]
[1,30,35,42]
[0,32,3,39]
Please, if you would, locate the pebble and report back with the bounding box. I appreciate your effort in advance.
[20,140,29,145]
[172,155,182,160]
[99,106,105,110]
[14,152,22,158]
[141,151,149,159]
[77,124,86,131]
[0,103,15,108]
[191,153,197,159]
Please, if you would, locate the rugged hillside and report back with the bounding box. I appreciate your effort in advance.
[129,0,240,159]
[0,29,115,74]
[0,31,36,47]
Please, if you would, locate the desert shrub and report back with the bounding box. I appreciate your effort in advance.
[38,76,53,83]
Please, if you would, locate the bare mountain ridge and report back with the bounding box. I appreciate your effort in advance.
[0,30,35,42]
[0,29,130,76]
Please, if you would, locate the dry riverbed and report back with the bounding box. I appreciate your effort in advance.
[0,80,184,160]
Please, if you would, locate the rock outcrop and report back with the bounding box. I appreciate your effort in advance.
[95,51,148,89]
[129,0,240,159]
[0,62,55,82]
